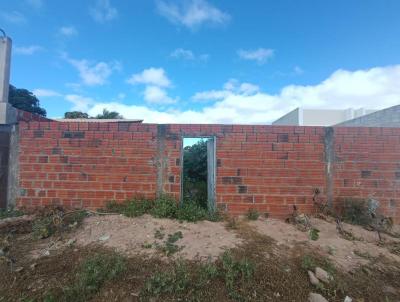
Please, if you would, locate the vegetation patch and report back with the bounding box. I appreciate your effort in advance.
[31,209,88,239]
[103,195,221,223]
[0,208,24,220]
[63,253,126,302]
[155,231,184,256]
[246,208,260,221]
[309,228,320,241]
[142,251,255,301]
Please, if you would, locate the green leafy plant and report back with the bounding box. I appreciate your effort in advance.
[32,217,55,239]
[143,261,190,297]
[63,253,126,302]
[309,228,320,241]
[103,195,220,223]
[0,207,24,220]
[301,255,316,271]
[151,196,179,219]
[247,208,260,220]
[221,251,255,299]
[157,231,184,256]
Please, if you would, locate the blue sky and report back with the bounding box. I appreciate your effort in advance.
[1,0,400,123]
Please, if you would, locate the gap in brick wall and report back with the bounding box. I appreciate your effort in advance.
[182,137,216,212]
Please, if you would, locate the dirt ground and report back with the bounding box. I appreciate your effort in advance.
[72,214,242,260]
[250,217,400,271]
[1,211,400,302]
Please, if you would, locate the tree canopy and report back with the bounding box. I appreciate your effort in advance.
[64,111,89,119]
[8,85,47,116]
[95,108,123,119]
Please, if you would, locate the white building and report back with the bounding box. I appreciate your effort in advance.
[272,107,376,126]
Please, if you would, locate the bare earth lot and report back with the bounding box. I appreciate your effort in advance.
[1,212,400,302]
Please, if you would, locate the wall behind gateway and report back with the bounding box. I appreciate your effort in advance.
[16,121,400,223]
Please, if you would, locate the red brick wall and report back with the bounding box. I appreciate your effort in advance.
[16,121,400,222]
[17,121,158,209]
[333,127,400,222]
[161,124,326,218]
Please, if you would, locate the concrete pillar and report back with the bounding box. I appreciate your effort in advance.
[0,34,16,124]
[0,36,11,103]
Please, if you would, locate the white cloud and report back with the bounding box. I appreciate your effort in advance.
[170,48,194,60]
[33,89,61,97]
[156,0,230,29]
[0,11,27,24]
[293,66,304,75]
[64,55,121,86]
[170,48,209,61]
[127,68,175,105]
[65,94,94,112]
[14,45,44,55]
[79,65,400,124]
[194,79,259,101]
[238,48,274,64]
[144,86,176,104]
[58,26,78,37]
[90,0,118,23]
[25,0,43,9]
[127,68,171,88]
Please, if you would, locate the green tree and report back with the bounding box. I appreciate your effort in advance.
[182,140,208,209]
[8,85,46,116]
[64,111,89,119]
[95,108,123,119]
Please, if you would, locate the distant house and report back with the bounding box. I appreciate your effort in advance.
[272,107,375,126]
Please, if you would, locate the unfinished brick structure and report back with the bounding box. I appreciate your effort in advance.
[14,120,400,223]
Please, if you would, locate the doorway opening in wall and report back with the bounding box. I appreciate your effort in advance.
[181,137,216,212]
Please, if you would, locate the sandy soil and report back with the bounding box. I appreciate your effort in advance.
[250,217,400,271]
[71,214,242,260]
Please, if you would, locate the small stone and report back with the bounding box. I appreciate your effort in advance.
[43,250,50,256]
[0,249,4,257]
[344,296,352,302]
[308,270,320,286]
[315,267,332,283]
[99,234,110,241]
[15,267,24,273]
[30,263,37,270]
[309,293,328,302]
[383,285,397,295]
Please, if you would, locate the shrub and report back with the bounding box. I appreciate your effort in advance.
[151,196,178,218]
[247,208,260,220]
[104,195,220,223]
[221,251,255,299]
[301,255,316,271]
[176,201,208,222]
[156,231,184,256]
[342,198,372,226]
[0,207,24,220]
[309,228,320,241]
[63,253,126,302]
[143,261,190,296]
[32,217,55,239]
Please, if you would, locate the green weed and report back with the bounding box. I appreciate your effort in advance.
[143,261,190,297]
[246,208,259,220]
[0,207,24,220]
[63,253,126,302]
[221,251,255,299]
[104,195,220,223]
[309,228,320,241]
